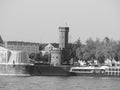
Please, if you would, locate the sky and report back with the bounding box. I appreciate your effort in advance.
[0,0,120,43]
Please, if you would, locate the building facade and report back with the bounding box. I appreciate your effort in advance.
[5,41,40,54]
[44,43,55,53]
[0,35,4,47]
[51,49,61,66]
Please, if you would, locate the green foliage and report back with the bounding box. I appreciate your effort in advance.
[69,37,120,64]
[76,47,82,60]
[29,53,36,59]
[29,52,49,63]
[39,44,44,51]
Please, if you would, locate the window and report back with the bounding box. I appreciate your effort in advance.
[72,69,92,72]
[105,72,108,75]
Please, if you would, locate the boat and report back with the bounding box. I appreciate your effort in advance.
[69,65,120,77]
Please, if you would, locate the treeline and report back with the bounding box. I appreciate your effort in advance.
[68,37,120,64]
[29,37,120,64]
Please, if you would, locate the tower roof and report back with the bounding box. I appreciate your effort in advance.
[59,27,69,32]
[0,35,3,44]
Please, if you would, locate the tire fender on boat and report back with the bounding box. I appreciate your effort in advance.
[100,69,105,74]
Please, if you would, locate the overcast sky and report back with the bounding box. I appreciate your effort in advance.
[0,0,120,43]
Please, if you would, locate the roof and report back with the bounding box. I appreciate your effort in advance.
[51,43,59,48]
[7,41,40,45]
[45,43,54,48]
[44,43,59,48]
[0,46,9,51]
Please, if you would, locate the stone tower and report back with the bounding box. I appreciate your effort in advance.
[59,27,69,50]
[59,26,69,64]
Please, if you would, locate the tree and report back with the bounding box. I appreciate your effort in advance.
[70,36,120,64]
[39,44,44,51]
[42,54,49,62]
[115,41,120,61]
[75,37,82,48]
[76,47,82,60]
[70,38,82,61]
[29,53,36,59]
[68,43,75,59]
[103,37,110,44]
[83,52,91,61]
[95,48,105,64]
[35,53,42,61]
[85,38,96,60]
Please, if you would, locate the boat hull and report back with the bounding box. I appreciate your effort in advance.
[70,72,120,77]
[31,65,71,76]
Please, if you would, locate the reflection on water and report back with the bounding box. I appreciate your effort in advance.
[0,76,120,90]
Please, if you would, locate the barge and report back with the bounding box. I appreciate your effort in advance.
[30,64,71,76]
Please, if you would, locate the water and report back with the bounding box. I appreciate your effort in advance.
[0,76,120,90]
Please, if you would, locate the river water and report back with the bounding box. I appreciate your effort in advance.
[0,76,120,90]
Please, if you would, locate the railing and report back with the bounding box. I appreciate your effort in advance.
[70,69,94,73]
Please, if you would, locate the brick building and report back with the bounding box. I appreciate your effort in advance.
[5,41,40,54]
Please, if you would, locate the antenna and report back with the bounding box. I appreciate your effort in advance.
[69,35,71,43]
[65,22,68,26]
[5,41,7,48]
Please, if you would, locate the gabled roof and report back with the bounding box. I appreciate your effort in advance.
[51,43,59,48]
[45,43,54,48]
[0,35,3,44]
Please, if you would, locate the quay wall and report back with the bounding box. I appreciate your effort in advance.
[0,64,32,76]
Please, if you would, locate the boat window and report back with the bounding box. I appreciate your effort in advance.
[105,72,108,75]
[116,72,118,76]
[109,68,111,71]
[116,68,118,71]
[112,68,114,71]
[72,69,92,72]
[109,72,111,75]
[112,72,114,76]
